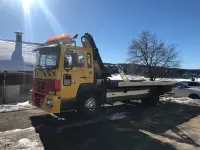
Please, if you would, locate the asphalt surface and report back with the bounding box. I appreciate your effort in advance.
[0,101,200,150]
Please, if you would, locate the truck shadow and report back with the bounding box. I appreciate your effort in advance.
[30,102,200,150]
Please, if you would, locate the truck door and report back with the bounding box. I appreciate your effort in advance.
[62,49,87,100]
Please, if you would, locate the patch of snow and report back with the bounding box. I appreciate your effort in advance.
[156,78,200,82]
[107,74,200,83]
[108,112,128,120]
[108,73,122,80]
[108,74,148,81]
[15,138,38,149]
[160,97,200,105]
[0,101,35,113]
[0,127,35,135]
[126,75,148,80]
[0,127,39,149]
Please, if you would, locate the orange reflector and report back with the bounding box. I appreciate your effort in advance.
[46,34,72,43]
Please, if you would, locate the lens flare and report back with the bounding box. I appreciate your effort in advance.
[22,0,37,14]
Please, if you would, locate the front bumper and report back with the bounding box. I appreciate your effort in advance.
[30,90,61,113]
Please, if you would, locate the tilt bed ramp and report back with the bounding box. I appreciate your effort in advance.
[29,33,175,118]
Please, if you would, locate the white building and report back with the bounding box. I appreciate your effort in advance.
[0,32,42,104]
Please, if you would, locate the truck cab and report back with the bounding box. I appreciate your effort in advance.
[30,34,99,114]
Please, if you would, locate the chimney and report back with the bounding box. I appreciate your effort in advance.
[11,31,24,63]
[15,31,23,42]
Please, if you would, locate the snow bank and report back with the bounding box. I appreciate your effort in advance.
[0,127,35,135]
[156,78,200,82]
[0,101,35,113]
[0,128,42,150]
[108,73,200,82]
[160,97,200,105]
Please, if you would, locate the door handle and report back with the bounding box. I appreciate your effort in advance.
[80,77,87,78]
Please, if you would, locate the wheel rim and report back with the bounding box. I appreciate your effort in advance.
[85,98,96,111]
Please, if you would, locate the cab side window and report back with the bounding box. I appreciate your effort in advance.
[64,51,85,68]
[75,52,84,67]
[64,52,72,69]
[87,53,92,68]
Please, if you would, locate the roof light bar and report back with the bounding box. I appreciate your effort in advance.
[46,34,78,45]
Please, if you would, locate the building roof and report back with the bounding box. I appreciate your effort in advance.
[0,39,42,72]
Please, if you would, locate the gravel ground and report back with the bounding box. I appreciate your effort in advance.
[0,101,200,150]
[0,109,46,132]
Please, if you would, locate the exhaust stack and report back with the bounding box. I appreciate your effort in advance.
[11,31,24,63]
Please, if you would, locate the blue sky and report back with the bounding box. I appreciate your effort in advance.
[0,0,200,69]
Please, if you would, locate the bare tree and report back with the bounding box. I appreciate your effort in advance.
[127,31,181,81]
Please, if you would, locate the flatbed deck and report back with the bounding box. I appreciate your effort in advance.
[118,81,175,87]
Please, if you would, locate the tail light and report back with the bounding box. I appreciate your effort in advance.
[55,80,61,92]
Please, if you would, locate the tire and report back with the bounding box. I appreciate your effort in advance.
[141,95,159,106]
[189,94,200,99]
[77,93,101,118]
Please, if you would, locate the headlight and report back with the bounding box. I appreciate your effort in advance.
[46,99,53,108]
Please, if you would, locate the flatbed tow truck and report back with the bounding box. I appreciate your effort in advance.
[29,33,175,117]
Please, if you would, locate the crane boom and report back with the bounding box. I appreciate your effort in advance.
[81,33,110,78]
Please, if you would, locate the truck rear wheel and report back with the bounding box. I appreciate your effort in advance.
[141,95,159,106]
[77,93,101,118]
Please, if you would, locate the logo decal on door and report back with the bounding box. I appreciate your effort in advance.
[89,71,92,75]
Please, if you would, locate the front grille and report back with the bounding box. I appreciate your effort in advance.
[33,93,45,107]
[33,79,55,94]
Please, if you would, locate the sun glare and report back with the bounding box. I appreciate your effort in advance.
[22,0,37,14]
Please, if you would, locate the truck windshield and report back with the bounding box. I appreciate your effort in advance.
[35,46,61,69]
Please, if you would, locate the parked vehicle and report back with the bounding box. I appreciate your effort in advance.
[171,82,200,99]
[181,81,200,89]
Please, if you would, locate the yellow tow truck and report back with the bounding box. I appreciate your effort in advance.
[29,33,175,117]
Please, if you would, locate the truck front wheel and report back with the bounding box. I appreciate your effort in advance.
[141,95,159,106]
[77,93,101,118]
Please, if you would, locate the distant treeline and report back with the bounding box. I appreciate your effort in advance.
[119,63,200,79]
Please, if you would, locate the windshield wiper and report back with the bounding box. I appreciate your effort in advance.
[42,66,57,70]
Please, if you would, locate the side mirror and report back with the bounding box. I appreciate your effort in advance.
[65,65,73,70]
